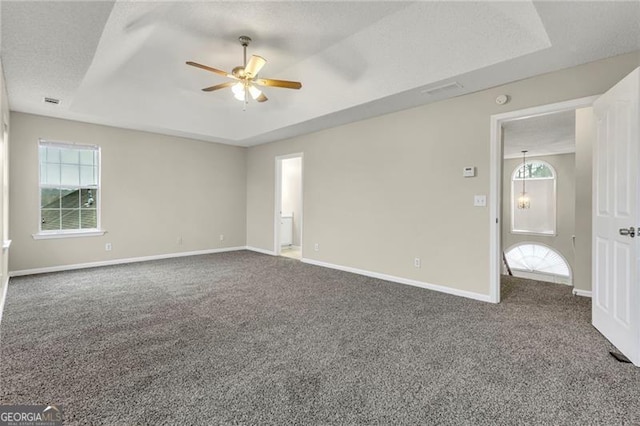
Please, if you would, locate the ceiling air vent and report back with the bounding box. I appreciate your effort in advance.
[421,82,463,96]
[43,97,60,105]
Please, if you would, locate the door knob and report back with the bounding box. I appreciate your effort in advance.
[619,227,636,238]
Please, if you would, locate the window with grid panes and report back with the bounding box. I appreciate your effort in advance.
[39,140,100,233]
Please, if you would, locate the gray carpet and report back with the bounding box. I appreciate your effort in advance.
[1,251,639,425]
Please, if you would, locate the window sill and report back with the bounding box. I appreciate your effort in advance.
[510,230,557,237]
[32,230,106,240]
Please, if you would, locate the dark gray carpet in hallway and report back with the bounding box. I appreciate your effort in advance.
[1,251,638,425]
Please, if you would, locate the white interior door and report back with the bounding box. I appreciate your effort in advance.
[592,67,639,365]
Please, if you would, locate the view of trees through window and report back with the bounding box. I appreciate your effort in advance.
[514,161,554,179]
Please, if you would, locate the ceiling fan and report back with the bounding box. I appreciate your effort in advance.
[186,35,302,104]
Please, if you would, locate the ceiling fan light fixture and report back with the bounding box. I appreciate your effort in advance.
[186,35,301,105]
[232,82,245,101]
[248,84,262,100]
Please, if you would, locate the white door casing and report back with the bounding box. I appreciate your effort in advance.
[592,67,639,366]
[489,95,598,303]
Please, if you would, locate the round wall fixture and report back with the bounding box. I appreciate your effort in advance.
[495,94,510,105]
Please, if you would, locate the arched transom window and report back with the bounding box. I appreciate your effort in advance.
[505,243,571,284]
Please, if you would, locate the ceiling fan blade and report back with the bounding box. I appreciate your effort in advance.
[186,61,236,79]
[255,78,302,90]
[256,93,268,103]
[244,55,266,78]
[202,81,235,92]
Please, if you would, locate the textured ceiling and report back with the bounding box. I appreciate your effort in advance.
[503,110,576,159]
[1,1,639,147]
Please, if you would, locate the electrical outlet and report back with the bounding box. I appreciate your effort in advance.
[314,243,319,251]
[219,234,224,241]
[177,236,183,245]
[105,243,112,251]
[414,257,421,268]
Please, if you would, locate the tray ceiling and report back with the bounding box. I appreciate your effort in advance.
[1,1,639,146]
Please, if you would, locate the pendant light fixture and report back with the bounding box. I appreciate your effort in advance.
[517,150,530,209]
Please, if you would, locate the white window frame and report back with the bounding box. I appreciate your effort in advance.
[33,139,105,240]
[504,242,572,285]
[510,159,557,236]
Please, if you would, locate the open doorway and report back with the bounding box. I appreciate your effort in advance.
[275,154,303,260]
[489,96,598,303]
[492,68,640,365]
[501,111,575,286]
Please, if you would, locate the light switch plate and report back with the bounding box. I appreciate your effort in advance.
[474,195,487,207]
[463,166,476,177]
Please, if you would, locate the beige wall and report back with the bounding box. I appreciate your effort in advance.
[501,153,576,277]
[4,52,638,298]
[0,58,10,319]
[9,113,247,272]
[281,157,302,246]
[574,107,596,292]
[246,52,639,297]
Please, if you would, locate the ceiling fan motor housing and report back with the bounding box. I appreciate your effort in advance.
[232,66,245,78]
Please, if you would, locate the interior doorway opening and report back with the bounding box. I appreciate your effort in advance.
[489,96,598,303]
[275,154,303,260]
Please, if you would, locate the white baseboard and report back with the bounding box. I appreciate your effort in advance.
[8,247,491,304]
[572,288,592,298]
[9,246,247,277]
[301,258,492,303]
[246,246,277,256]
